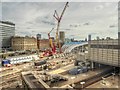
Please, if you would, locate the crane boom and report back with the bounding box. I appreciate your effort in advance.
[48,28,56,54]
[53,2,69,53]
[59,2,69,22]
[48,28,54,48]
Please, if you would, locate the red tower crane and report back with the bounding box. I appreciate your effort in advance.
[53,2,69,53]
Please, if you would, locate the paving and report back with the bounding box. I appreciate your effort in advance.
[48,64,74,75]
[47,68,104,87]
[86,75,119,88]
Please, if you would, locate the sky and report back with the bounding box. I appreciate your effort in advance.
[1,1,118,40]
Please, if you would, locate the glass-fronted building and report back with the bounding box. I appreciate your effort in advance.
[0,21,15,50]
[88,39,119,67]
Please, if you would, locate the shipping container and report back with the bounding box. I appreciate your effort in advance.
[34,60,47,66]
[68,66,88,75]
[2,59,10,66]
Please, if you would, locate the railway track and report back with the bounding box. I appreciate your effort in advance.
[74,67,118,89]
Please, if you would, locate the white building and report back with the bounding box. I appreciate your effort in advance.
[0,21,15,50]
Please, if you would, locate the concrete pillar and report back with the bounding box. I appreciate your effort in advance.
[91,61,94,70]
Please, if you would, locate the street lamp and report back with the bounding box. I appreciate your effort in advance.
[102,77,106,85]
[80,81,85,89]
[71,77,75,88]
[112,73,115,85]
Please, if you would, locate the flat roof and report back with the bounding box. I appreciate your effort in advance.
[0,21,15,26]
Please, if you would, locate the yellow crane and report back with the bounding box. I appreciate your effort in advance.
[48,28,54,49]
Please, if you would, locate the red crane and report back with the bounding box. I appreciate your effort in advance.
[53,2,69,53]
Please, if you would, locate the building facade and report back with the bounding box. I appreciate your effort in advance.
[39,39,50,50]
[0,21,15,50]
[59,31,65,43]
[36,34,41,49]
[88,39,119,67]
[11,36,37,51]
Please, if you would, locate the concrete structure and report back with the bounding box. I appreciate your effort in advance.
[118,2,120,67]
[59,31,65,44]
[88,39,119,67]
[36,34,41,49]
[88,34,91,41]
[11,36,37,51]
[0,21,15,50]
[62,42,88,53]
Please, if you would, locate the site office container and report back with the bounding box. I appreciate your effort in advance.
[34,60,46,66]
[2,59,10,66]
[68,66,88,75]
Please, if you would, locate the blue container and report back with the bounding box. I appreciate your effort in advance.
[2,60,10,66]
[82,66,88,72]
[69,66,88,75]
[69,68,79,75]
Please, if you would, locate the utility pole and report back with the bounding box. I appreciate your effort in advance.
[53,2,69,53]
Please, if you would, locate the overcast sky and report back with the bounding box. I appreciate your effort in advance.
[1,2,118,40]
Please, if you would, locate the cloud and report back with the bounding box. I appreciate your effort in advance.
[2,2,118,40]
[41,20,55,25]
[59,28,72,31]
[109,25,116,28]
[83,22,91,26]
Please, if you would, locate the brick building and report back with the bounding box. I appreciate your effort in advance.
[11,36,37,51]
[39,39,50,50]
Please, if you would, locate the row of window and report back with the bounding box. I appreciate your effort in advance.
[10,57,32,61]
[90,44,120,49]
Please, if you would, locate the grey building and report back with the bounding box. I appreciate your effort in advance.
[0,21,15,50]
[88,38,119,67]
[59,31,65,43]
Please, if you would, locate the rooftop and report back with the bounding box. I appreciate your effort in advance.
[0,21,15,26]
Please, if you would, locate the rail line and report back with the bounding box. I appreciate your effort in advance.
[74,67,118,89]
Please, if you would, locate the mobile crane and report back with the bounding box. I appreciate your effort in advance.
[42,28,56,57]
[53,2,69,53]
[48,28,56,54]
[41,2,69,58]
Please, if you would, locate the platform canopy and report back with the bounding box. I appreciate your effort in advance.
[62,42,88,53]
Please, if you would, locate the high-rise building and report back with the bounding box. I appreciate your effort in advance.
[0,21,15,50]
[118,1,120,67]
[36,34,41,40]
[59,31,65,43]
[88,34,91,41]
[36,34,41,49]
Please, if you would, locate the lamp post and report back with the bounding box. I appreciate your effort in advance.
[71,77,75,88]
[112,73,115,85]
[80,81,85,89]
[102,77,106,85]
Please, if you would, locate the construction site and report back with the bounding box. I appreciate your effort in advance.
[0,1,120,90]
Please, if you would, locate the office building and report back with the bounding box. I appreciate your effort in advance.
[11,36,37,51]
[36,34,41,49]
[88,38,119,67]
[0,21,15,50]
[88,34,91,41]
[59,31,65,43]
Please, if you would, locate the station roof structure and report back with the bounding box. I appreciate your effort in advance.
[62,41,88,53]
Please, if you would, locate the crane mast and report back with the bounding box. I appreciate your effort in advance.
[53,2,69,53]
